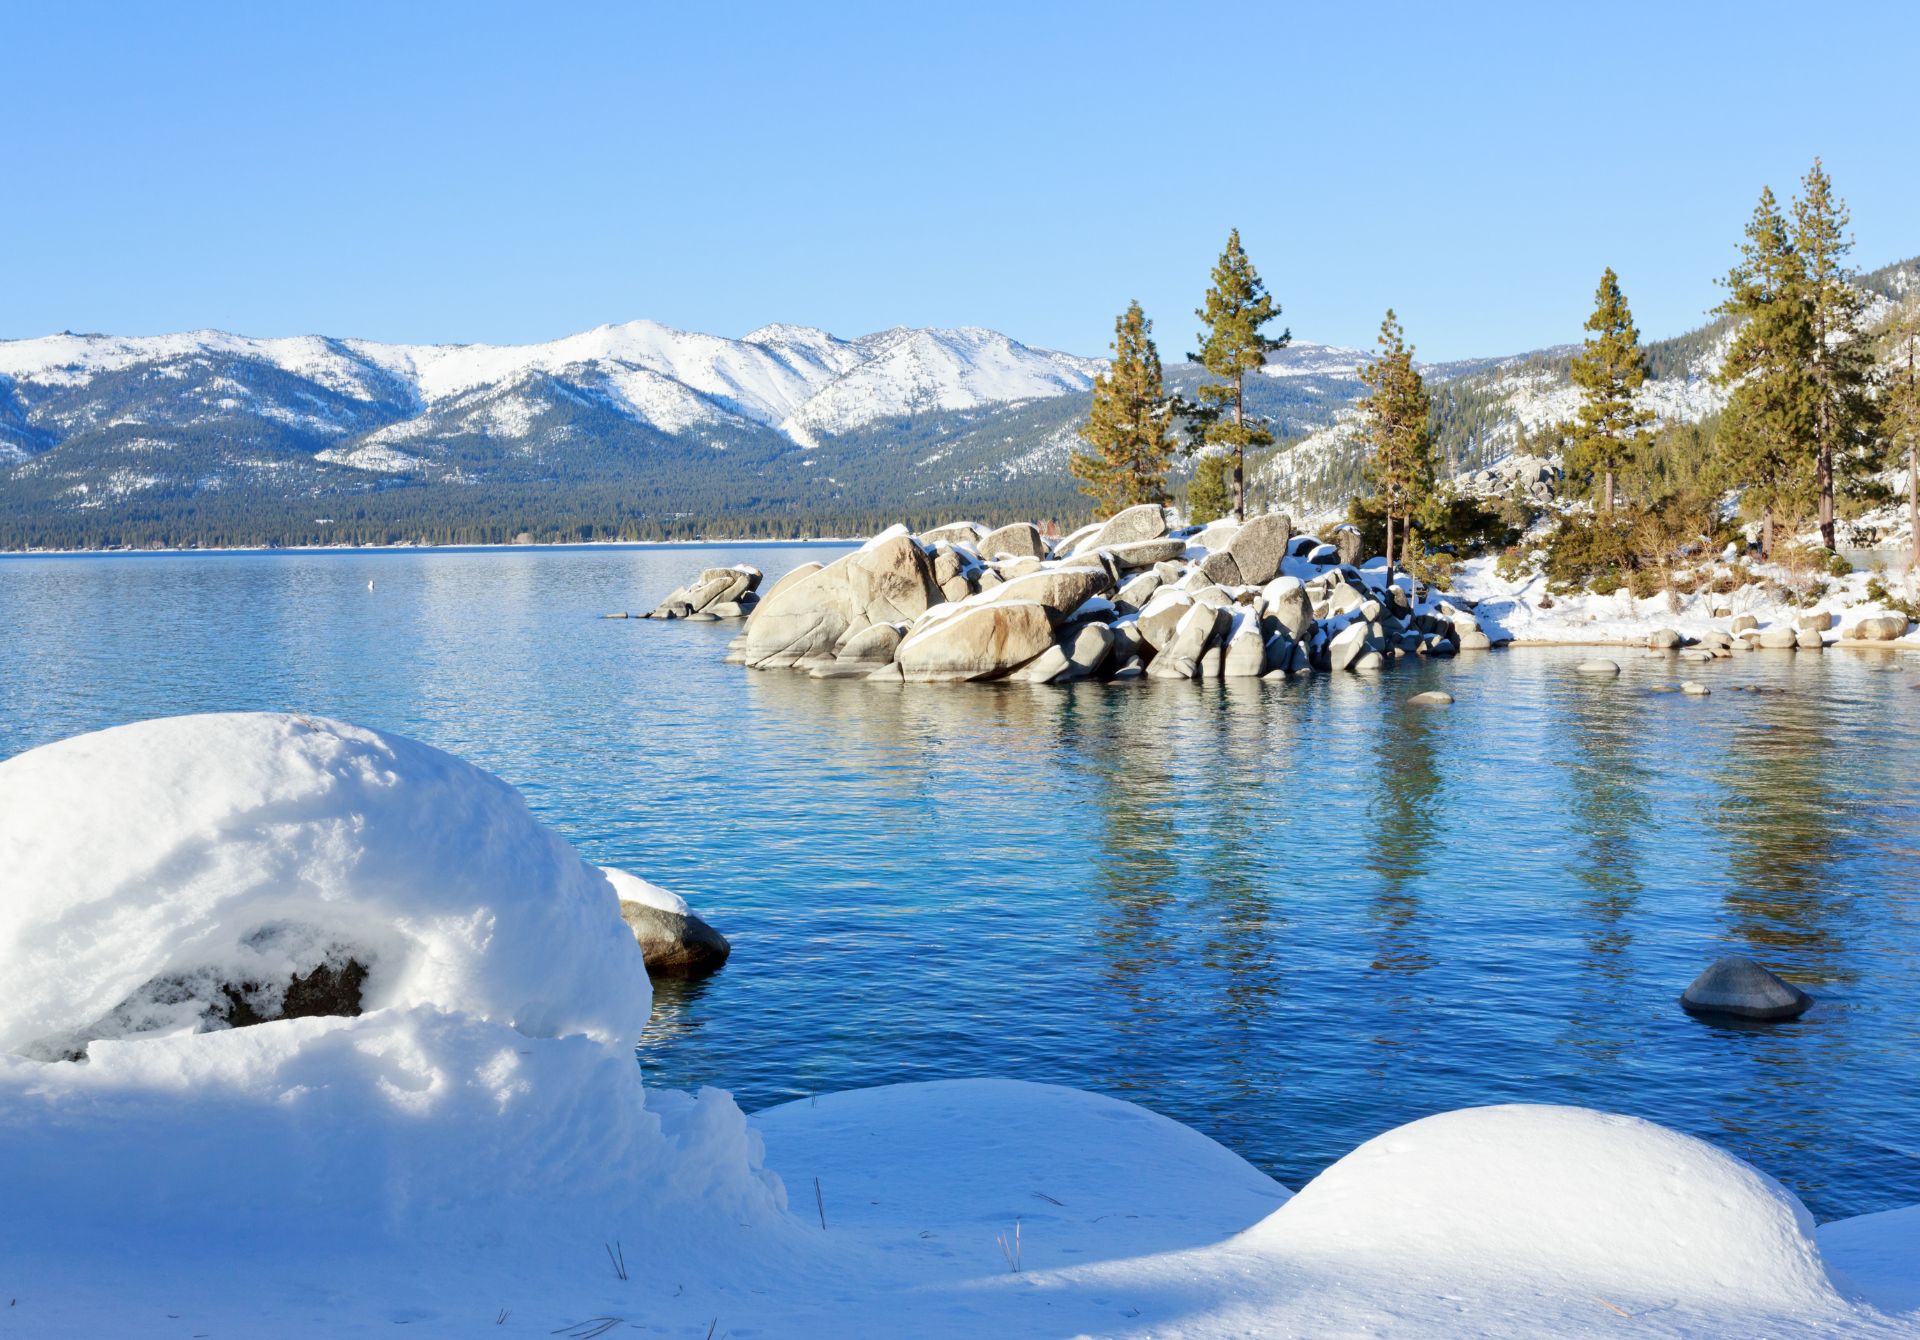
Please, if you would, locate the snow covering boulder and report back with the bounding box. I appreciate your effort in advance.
[602,867,731,979]
[1250,1104,1839,1311]
[1104,537,1188,569]
[0,712,790,1281]
[1073,502,1168,554]
[652,565,761,619]
[979,565,1114,623]
[0,714,653,1060]
[1681,954,1813,1021]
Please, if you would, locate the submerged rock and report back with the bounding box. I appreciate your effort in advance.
[1681,955,1812,1021]
[1407,690,1453,706]
[1575,659,1621,676]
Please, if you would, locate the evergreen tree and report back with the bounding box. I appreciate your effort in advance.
[1356,310,1437,585]
[1565,268,1653,513]
[1187,453,1233,525]
[1791,158,1881,549]
[1714,186,1817,557]
[1191,229,1288,521]
[1070,300,1176,515]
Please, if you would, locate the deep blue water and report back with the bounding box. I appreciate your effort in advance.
[4,543,1919,1220]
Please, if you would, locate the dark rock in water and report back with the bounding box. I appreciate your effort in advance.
[1680,955,1812,1021]
[620,901,732,979]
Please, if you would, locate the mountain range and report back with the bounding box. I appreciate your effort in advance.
[3,254,1915,548]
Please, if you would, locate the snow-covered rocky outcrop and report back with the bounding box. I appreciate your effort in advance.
[694,506,1497,685]
[2,713,1916,1335]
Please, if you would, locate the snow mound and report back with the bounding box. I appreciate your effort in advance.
[0,712,787,1274]
[756,1078,1289,1267]
[0,713,649,1059]
[1251,1104,1839,1309]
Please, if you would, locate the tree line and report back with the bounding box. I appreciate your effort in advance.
[1072,161,1920,584]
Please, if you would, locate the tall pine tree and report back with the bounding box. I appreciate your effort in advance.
[1191,229,1288,522]
[1565,268,1652,513]
[1070,300,1177,515]
[1187,453,1234,525]
[1714,186,1817,557]
[1356,310,1437,586]
[1791,158,1880,550]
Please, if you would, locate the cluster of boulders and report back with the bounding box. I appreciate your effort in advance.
[665,505,1501,685]
[642,565,764,621]
[1644,606,1913,656]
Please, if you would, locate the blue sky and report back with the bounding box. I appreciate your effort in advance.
[6,1,1915,360]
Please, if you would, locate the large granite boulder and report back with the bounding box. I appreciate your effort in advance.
[976,522,1048,559]
[1326,619,1371,671]
[837,622,905,664]
[919,521,986,547]
[1758,626,1800,649]
[1849,614,1910,641]
[846,530,943,625]
[1060,622,1115,678]
[1264,577,1313,641]
[1222,615,1265,677]
[1680,955,1812,1021]
[1334,527,1364,567]
[1197,550,1244,587]
[1105,538,1189,569]
[896,601,1055,681]
[1647,628,1684,650]
[1074,503,1169,554]
[1148,603,1231,679]
[741,558,858,667]
[1135,589,1196,652]
[1223,512,1293,585]
[980,565,1115,623]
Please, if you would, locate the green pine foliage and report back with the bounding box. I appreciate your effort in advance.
[1355,310,1437,581]
[1792,158,1884,547]
[1186,453,1233,525]
[1714,185,1818,557]
[1071,300,1176,516]
[1564,268,1653,512]
[1190,229,1288,522]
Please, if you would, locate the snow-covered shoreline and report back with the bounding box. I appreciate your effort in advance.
[3,712,1917,1336]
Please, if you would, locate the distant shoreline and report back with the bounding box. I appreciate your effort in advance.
[0,536,869,559]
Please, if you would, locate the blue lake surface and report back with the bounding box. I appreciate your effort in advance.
[3,542,1919,1220]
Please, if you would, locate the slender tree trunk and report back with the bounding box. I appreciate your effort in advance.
[1819,442,1836,551]
[1231,372,1246,523]
[1762,510,1774,561]
[1385,513,1396,592]
[1604,469,1615,515]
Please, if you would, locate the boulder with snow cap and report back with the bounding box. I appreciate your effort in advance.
[847,530,943,625]
[1103,538,1188,569]
[1333,527,1364,566]
[1135,589,1196,652]
[1681,955,1812,1021]
[1059,621,1115,678]
[1073,502,1169,554]
[604,868,731,979]
[918,521,986,547]
[1647,628,1684,650]
[896,601,1055,681]
[975,521,1047,559]
[979,565,1115,623]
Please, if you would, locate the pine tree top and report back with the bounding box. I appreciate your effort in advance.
[1192,229,1289,380]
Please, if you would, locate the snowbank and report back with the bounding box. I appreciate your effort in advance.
[1456,554,1920,649]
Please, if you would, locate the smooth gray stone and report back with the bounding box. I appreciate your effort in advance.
[1575,659,1621,675]
[1407,690,1453,706]
[619,901,732,979]
[1680,955,1811,1021]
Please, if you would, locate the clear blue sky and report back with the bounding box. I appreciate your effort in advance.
[6,1,1916,361]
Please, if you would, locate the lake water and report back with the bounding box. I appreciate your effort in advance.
[4,543,1919,1221]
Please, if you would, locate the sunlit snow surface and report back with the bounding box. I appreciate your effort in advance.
[0,711,1915,1336]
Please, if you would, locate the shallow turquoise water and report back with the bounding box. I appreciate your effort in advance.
[3,543,1918,1220]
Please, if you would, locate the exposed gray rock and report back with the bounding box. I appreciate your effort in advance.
[837,622,905,664]
[1758,626,1800,649]
[1334,527,1364,567]
[1060,622,1115,678]
[1680,955,1812,1021]
[1575,659,1622,676]
[1075,503,1169,554]
[1456,630,1493,651]
[1731,614,1759,634]
[919,521,986,547]
[896,601,1055,681]
[1223,617,1265,676]
[976,522,1047,559]
[1223,512,1293,585]
[1136,590,1196,652]
[1326,619,1370,671]
[981,566,1115,623]
[1013,644,1072,683]
[1104,538,1189,569]
[620,901,732,979]
[1848,614,1910,641]
[1647,628,1684,650]
[1197,550,1244,587]
[1681,680,1710,695]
